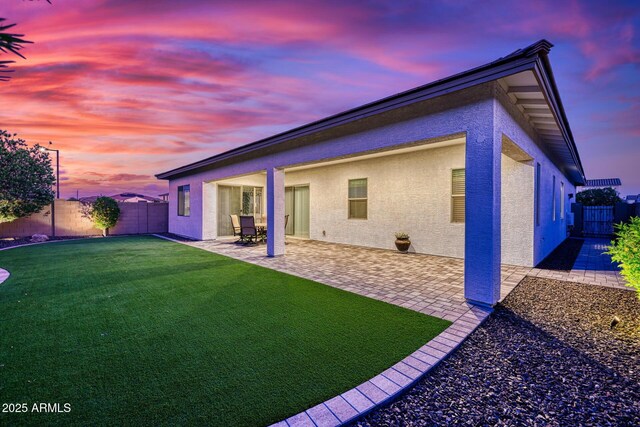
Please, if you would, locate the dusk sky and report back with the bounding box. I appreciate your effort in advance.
[1,0,639,198]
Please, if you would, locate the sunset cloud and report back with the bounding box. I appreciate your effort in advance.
[1,0,639,197]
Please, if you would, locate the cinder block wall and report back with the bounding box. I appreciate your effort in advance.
[0,200,168,238]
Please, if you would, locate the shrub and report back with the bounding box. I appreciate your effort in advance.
[576,187,622,206]
[0,130,55,223]
[395,232,410,240]
[90,197,120,236]
[607,216,640,298]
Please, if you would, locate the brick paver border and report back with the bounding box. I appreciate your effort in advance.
[268,306,492,427]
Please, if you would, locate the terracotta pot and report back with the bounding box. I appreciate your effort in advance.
[395,238,411,252]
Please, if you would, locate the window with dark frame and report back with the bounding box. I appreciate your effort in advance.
[451,168,465,223]
[535,163,541,226]
[552,175,556,221]
[178,184,190,216]
[348,178,367,219]
[561,182,565,220]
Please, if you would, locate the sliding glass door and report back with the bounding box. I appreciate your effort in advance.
[217,185,263,236]
[285,185,309,238]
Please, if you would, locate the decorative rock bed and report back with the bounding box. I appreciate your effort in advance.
[0,236,83,250]
[355,277,640,427]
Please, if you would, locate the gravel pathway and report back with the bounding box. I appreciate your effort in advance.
[355,277,640,427]
[536,237,585,271]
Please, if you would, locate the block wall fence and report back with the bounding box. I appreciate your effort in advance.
[0,200,168,238]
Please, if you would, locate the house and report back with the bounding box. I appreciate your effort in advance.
[625,195,639,204]
[577,178,622,191]
[109,193,165,203]
[80,193,165,203]
[156,40,585,307]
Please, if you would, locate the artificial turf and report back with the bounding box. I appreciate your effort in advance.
[0,236,450,426]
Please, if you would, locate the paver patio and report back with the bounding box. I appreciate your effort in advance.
[184,238,532,323]
[528,238,626,289]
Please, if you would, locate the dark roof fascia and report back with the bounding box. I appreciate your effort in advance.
[156,40,576,181]
[533,55,586,184]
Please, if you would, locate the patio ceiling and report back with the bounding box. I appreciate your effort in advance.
[284,135,465,172]
[498,70,583,183]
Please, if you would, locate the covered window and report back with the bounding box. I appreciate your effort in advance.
[552,175,556,221]
[561,182,565,220]
[348,178,367,219]
[535,163,541,226]
[178,184,190,216]
[451,168,465,223]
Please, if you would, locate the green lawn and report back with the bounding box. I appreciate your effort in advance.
[0,236,450,426]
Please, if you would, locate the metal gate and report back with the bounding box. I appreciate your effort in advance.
[583,206,614,236]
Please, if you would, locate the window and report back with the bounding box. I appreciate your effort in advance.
[348,178,367,219]
[552,175,556,221]
[535,163,541,226]
[451,169,465,223]
[560,182,565,220]
[178,184,190,216]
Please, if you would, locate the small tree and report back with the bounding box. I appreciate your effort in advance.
[576,187,622,206]
[0,130,55,223]
[607,217,640,298]
[90,197,120,236]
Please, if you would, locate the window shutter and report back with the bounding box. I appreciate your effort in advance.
[451,169,465,223]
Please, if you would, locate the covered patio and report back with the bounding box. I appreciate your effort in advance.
[159,41,587,308]
[184,238,531,322]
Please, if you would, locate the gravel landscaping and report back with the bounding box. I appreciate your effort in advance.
[355,277,640,427]
[154,232,198,242]
[0,236,86,250]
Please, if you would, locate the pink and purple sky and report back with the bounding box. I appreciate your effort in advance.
[2,0,639,198]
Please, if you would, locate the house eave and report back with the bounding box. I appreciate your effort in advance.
[156,40,585,183]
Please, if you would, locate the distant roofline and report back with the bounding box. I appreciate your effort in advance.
[157,40,585,183]
[582,178,622,187]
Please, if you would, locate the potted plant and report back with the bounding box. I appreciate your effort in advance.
[394,232,411,253]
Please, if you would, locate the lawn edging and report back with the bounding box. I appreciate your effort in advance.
[270,305,492,427]
[150,234,492,427]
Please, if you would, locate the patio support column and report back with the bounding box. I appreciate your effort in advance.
[266,167,285,257]
[464,123,502,306]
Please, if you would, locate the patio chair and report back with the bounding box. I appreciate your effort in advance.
[239,215,262,244]
[230,215,243,243]
[262,214,290,244]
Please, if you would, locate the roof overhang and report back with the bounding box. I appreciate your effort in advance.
[156,40,585,184]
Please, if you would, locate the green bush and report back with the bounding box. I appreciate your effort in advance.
[576,187,622,206]
[0,130,55,223]
[90,197,120,236]
[607,216,640,298]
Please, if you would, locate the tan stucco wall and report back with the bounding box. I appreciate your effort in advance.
[201,143,536,266]
[0,200,168,238]
[501,153,535,266]
[284,143,467,258]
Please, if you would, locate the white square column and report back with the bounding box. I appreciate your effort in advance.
[464,126,502,306]
[267,167,285,257]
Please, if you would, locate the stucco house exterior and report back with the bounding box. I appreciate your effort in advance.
[156,40,585,307]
